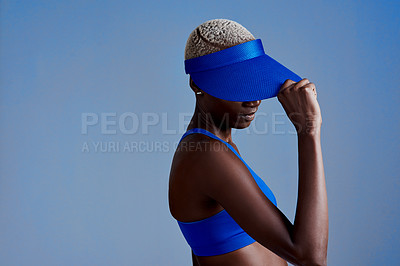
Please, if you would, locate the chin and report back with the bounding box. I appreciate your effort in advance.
[232,121,252,129]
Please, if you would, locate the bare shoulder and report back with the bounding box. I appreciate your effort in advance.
[168,133,240,220]
[176,133,230,157]
[171,133,231,171]
[169,133,257,207]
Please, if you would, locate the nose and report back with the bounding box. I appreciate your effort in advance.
[243,100,261,107]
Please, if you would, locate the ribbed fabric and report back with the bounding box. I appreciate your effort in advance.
[185,39,265,73]
[175,128,277,256]
[184,39,302,102]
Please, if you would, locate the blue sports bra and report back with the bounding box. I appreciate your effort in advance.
[175,128,277,256]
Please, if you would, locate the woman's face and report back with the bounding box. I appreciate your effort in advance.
[191,78,261,129]
[204,93,261,129]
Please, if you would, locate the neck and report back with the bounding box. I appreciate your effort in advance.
[187,103,233,143]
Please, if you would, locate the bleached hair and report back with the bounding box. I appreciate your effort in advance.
[184,19,256,60]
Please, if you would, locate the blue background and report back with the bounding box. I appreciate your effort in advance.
[1,0,399,265]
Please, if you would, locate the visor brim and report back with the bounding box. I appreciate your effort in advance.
[190,54,302,102]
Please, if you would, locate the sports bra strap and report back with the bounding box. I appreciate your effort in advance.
[178,127,277,207]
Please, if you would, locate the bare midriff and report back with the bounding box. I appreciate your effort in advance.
[194,241,288,266]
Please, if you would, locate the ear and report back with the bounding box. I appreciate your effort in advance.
[189,76,201,93]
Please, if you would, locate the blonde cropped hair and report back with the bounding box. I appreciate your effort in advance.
[184,19,256,60]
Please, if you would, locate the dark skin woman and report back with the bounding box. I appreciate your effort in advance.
[169,76,328,266]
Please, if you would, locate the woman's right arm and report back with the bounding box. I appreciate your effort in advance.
[194,78,328,266]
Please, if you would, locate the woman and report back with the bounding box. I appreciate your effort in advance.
[169,19,328,266]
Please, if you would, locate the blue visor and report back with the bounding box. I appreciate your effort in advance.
[184,39,302,102]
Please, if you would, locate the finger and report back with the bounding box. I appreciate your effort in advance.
[299,84,319,104]
[303,82,318,98]
[300,82,315,91]
[277,93,294,117]
[298,83,314,98]
[277,88,296,116]
[293,78,311,90]
[279,79,296,94]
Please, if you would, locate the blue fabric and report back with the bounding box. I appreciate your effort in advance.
[175,128,277,256]
[184,39,302,102]
[185,39,265,74]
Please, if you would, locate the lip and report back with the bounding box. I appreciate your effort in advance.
[242,111,256,116]
[240,111,256,121]
[240,108,257,116]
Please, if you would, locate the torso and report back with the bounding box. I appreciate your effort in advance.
[169,133,288,266]
[195,241,288,266]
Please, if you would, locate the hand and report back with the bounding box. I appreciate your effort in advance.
[277,78,322,135]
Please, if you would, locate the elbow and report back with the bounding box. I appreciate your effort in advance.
[292,247,327,266]
[302,258,327,266]
[290,252,327,266]
[299,253,327,266]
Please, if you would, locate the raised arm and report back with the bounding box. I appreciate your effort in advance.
[193,78,328,266]
[279,78,328,265]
